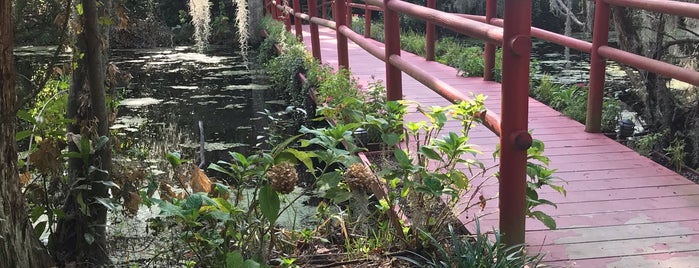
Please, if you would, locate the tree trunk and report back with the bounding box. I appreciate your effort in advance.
[1,0,54,266]
[612,6,699,167]
[53,0,112,265]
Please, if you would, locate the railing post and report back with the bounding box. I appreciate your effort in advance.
[322,0,327,19]
[284,4,292,32]
[309,0,322,61]
[499,0,532,247]
[272,0,280,21]
[364,3,371,38]
[483,0,496,81]
[586,0,610,133]
[347,0,353,29]
[334,0,350,69]
[425,0,436,61]
[384,0,402,100]
[292,0,303,40]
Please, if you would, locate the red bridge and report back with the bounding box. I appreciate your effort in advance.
[266,0,699,266]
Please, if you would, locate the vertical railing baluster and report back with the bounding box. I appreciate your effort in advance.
[384,0,402,100]
[322,0,327,19]
[586,0,610,132]
[292,0,303,40]
[335,0,350,69]
[309,0,322,60]
[499,0,532,247]
[347,0,353,29]
[425,0,436,61]
[364,3,371,38]
[483,0,496,81]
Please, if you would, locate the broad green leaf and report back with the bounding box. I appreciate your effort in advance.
[94,136,109,151]
[183,193,204,211]
[34,221,47,238]
[226,251,245,268]
[324,187,352,203]
[529,211,556,229]
[79,136,91,155]
[157,200,184,217]
[15,130,32,142]
[166,152,184,167]
[418,146,441,161]
[280,148,316,172]
[17,110,36,123]
[381,133,401,147]
[393,149,411,168]
[244,260,261,268]
[94,197,117,211]
[259,184,280,223]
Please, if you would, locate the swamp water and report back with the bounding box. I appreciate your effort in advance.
[107,47,320,263]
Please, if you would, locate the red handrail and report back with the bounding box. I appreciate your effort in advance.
[605,0,699,19]
[271,0,699,248]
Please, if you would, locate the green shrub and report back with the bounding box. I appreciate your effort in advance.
[409,219,543,268]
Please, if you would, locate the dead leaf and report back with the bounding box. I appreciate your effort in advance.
[115,4,130,30]
[125,191,141,215]
[19,172,31,187]
[29,138,62,175]
[159,182,176,202]
[190,165,211,193]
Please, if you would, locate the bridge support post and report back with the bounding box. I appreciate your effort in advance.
[425,0,436,61]
[292,0,303,41]
[364,3,371,38]
[499,0,532,247]
[384,0,402,100]
[586,0,610,133]
[347,0,353,29]
[483,0,496,81]
[334,0,350,69]
[309,0,322,61]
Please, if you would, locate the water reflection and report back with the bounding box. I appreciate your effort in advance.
[111,46,271,165]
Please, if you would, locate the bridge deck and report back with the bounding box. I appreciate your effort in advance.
[298,25,699,267]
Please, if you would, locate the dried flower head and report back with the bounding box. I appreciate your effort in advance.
[267,162,298,194]
[345,163,374,191]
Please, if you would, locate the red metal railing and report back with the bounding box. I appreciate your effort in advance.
[266,0,699,247]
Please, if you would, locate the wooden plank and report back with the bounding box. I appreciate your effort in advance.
[299,25,699,267]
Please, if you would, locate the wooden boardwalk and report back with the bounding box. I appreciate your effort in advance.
[298,25,699,267]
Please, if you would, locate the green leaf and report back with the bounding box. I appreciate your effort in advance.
[244,260,261,268]
[324,187,352,203]
[34,221,47,238]
[166,152,184,167]
[93,180,119,189]
[94,197,117,211]
[183,193,204,211]
[529,211,556,229]
[76,3,83,15]
[259,184,280,223]
[79,136,91,155]
[98,16,112,26]
[281,148,315,172]
[381,133,401,147]
[226,251,245,268]
[15,130,32,142]
[418,146,442,161]
[157,200,184,217]
[393,149,411,168]
[17,110,36,123]
[94,136,109,151]
[30,207,45,222]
